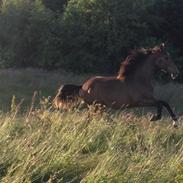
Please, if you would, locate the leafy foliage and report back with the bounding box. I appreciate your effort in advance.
[42,0,67,12]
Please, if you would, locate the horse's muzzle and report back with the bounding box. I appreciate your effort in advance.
[171,72,179,80]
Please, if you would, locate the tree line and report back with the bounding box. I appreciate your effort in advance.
[0,0,182,81]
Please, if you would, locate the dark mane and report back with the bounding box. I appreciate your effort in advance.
[117,48,153,80]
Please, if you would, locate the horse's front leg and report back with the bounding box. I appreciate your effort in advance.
[134,98,162,120]
[137,99,178,128]
[157,100,178,127]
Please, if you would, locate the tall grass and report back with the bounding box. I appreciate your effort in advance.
[0,69,183,183]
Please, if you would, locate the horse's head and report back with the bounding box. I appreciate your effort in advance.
[153,43,179,80]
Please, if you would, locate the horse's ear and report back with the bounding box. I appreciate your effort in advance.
[160,43,166,51]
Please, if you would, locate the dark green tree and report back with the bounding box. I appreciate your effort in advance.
[60,0,153,72]
[0,0,55,68]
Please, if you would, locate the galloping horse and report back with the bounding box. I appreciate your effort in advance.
[80,44,180,127]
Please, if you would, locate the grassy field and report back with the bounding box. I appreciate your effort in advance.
[0,69,183,183]
[0,69,89,111]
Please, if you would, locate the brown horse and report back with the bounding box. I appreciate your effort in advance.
[80,44,180,127]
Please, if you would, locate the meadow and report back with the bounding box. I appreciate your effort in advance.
[0,69,183,183]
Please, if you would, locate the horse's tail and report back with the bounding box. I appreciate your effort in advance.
[53,84,82,109]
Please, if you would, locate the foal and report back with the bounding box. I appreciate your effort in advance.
[80,44,179,127]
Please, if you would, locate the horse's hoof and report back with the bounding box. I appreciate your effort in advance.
[150,115,161,121]
[173,120,178,128]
